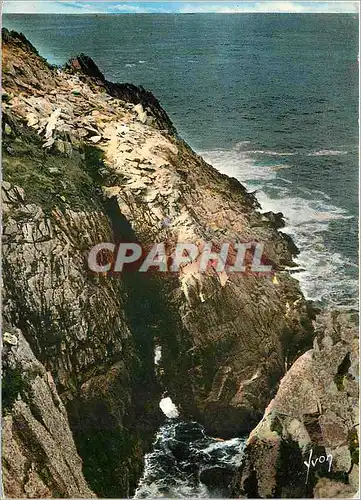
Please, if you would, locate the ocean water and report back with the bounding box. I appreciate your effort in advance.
[3,13,359,497]
[134,418,246,498]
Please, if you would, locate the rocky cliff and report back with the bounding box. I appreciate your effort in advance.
[2,324,95,498]
[1,28,333,498]
[2,29,163,497]
[232,310,359,498]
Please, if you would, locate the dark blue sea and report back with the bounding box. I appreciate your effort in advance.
[2,13,359,497]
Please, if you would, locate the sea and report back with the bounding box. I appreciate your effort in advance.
[3,13,359,497]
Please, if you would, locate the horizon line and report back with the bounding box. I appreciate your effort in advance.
[2,1,359,15]
[3,11,359,14]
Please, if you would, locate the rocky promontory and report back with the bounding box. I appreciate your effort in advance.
[232,310,359,498]
[2,29,358,498]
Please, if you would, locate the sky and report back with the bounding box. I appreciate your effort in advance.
[2,0,360,14]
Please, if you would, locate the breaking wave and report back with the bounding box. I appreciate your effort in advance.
[135,420,246,498]
[200,145,358,309]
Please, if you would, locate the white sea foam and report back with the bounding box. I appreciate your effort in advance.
[200,146,358,308]
[154,345,162,366]
[307,149,348,156]
[159,397,180,419]
[194,436,246,466]
[256,189,357,305]
[239,149,348,157]
[134,421,246,498]
[201,149,278,182]
[248,150,295,156]
[278,176,293,184]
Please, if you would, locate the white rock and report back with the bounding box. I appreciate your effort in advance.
[3,332,18,346]
[45,108,62,139]
[134,103,147,124]
[89,135,102,144]
[26,112,39,127]
[43,137,55,149]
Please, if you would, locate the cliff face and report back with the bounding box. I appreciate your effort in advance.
[2,29,316,497]
[232,310,359,499]
[2,29,162,498]
[2,324,95,498]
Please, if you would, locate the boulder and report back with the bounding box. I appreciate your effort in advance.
[232,310,359,498]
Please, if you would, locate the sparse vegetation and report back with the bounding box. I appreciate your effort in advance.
[2,113,106,215]
[349,428,359,465]
[2,365,25,414]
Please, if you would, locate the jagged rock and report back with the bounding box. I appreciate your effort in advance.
[134,103,147,123]
[232,310,359,498]
[313,478,356,499]
[67,52,106,82]
[67,52,176,133]
[3,331,18,346]
[2,324,95,498]
[263,211,286,229]
[2,122,161,497]
[45,108,61,139]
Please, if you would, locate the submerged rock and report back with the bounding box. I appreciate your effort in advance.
[199,466,235,492]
